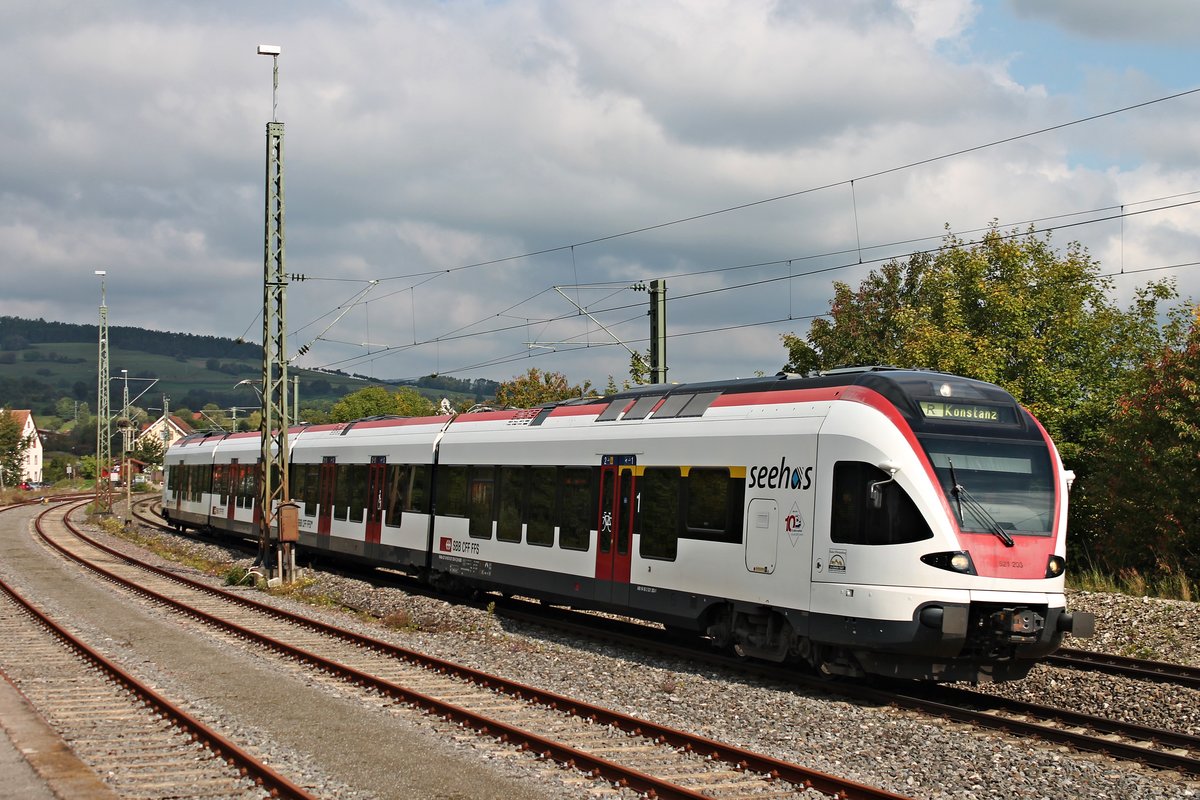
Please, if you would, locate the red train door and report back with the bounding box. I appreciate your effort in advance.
[317,457,336,535]
[595,456,635,606]
[365,457,386,544]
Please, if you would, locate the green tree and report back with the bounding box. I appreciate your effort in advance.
[782,225,1176,464]
[1072,305,1200,578]
[329,386,412,422]
[394,387,436,417]
[130,435,167,467]
[494,368,596,408]
[0,409,34,488]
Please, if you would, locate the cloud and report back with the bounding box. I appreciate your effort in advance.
[1,0,1197,387]
[1007,0,1200,44]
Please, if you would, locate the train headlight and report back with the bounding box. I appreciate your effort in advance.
[1045,555,1066,578]
[921,550,976,575]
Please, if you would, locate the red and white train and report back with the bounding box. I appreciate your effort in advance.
[163,367,1094,682]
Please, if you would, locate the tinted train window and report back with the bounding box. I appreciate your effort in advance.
[684,468,744,543]
[236,464,255,510]
[298,464,319,516]
[558,467,594,551]
[436,466,467,517]
[831,461,932,545]
[468,466,495,539]
[497,466,524,543]
[384,464,407,528]
[333,464,351,521]
[347,464,368,523]
[527,466,555,546]
[406,465,430,513]
[638,467,679,561]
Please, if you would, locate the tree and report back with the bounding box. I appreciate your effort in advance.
[329,386,409,422]
[1071,305,1200,578]
[130,435,167,467]
[494,368,596,408]
[394,387,436,417]
[781,225,1177,464]
[0,409,34,488]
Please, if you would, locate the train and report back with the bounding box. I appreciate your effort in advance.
[162,367,1095,682]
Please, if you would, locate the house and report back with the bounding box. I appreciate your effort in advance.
[6,409,43,485]
[136,413,194,451]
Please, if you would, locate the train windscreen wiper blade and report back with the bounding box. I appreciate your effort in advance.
[948,461,1015,548]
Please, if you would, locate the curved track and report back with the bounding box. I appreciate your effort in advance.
[492,599,1200,777]
[52,500,912,800]
[135,497,1200,777]
[0,504,314,799]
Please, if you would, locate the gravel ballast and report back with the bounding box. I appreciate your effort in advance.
[76,519,1200,799]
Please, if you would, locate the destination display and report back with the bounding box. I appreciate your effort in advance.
[920,401,1004,422]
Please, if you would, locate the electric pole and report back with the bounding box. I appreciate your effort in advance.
[256,44,295,581]
[648,279,667,383]
[94,270,113,514]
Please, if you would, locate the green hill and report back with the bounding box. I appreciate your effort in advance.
[0,316,493,424]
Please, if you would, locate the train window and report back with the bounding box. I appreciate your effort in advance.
[558,467,595,551]
[497,466,524,543]
[678,391,721,418]
[333,464,351,521]
[237,464,256,510]
[289,463,304,511]
[214,464,228,506]
[468,466,495,539]
[436,466,467,517]
[651,393,692,419]
[622,396,662,421]
[347,464,368,524]
[683,468,745,543]
[638,467,680,561]
[831,461,932,545]
[527,467,555,546]
[406,465,430,513]
[299,464,319,516]
[384,465,407,528]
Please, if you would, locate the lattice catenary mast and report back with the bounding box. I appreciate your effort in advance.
[94,270,113,513]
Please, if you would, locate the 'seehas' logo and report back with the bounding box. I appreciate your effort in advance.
[748,457,813,490]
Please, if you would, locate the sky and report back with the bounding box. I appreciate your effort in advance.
[3,0,1200,389]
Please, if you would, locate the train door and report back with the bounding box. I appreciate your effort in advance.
[595,456,635,606]
[317,456,336,535]
[365,457,386,544]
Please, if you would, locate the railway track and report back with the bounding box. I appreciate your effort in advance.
[491,599,1200,777]
[0,569,314,799]
[1049,647,1200,689]
[43,501,912,800]
[136,496,1200,778]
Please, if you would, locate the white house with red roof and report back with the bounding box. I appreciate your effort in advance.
[6,409,43,485]
[136,413,194,450]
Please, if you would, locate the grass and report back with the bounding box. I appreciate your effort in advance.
[1069,565,1195,601]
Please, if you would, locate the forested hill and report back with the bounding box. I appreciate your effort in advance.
[1,316,260,360]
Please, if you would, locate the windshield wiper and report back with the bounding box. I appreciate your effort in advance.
[948,460,1015,548]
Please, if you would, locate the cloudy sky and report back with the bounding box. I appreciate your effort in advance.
[4,0,1199,388]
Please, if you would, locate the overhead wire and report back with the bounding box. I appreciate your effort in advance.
[312,195,1200,375]
[287,87,1200,377]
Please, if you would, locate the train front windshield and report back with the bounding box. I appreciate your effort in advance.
[919,437,1055,536]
